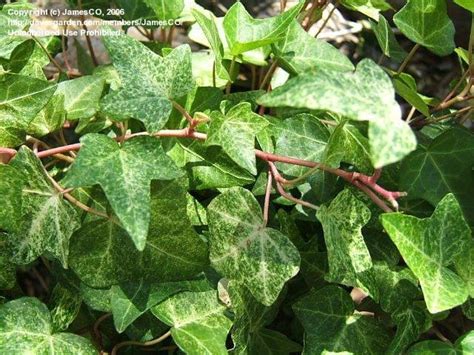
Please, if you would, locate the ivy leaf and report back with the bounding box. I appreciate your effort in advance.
[392,73,430,117]
[110,278,211,333]
[56,75,105,121]
[168,140,255,190]
[0,234,15,290]
[258,59,417,167]
[0,74,56,147]
[454,0,474,12]
[370,15,407,63]
[7,147,79,267]
[151,290,232,354]
[100,28,194,132]
[207,187,300,306]
[143,0,184,20]
[407,330,474,354]
[0,165,23,232]
[223,1,304,56]
[69,179,208,288]
[273,20,354,75]
[341,0,392,20]
[192,8,230,81]
[27,94,66,137]
[274,113,330,177]
[63,134,183,250]
[207,102,268,175]
[0,297,96,354]
[316,189,377,296]
[48,284,82,332]
[393,0,455,56]
[293,285,390,354]
[0,2,34,59]
[400,127,474,228]
[381,193,472,313]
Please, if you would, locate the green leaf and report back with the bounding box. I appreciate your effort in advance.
[407,330,474,354]
[380,193,472,313]
[0,3,34,60]
[273,20,354,75]
[7,147,79,267]
[207,187,300,306]
[223,1,304,56]
[400,127,474,228]
[392,73,430,117]
[74,39,94,75]
[0,297,96,354]
[341,0,392,20]
[27,93,66,137]
[100,28,194,131]
[207,102,268,174]
[0,234,15,290]
[110,278,211,333]
[393,0,455,56]
[0,164,23,232]
[63,134,183,250]
[293,285,390,354]
[143,0,184,20]
[48,284,82,332]
[151,290,232,354]
[454,0,474,12]
[370,15,407,62]
[192,8,230,81]
[0,74,56,147]
[56,75,105,121]
[69,179,208,288]
[258,59,417,167]
[274,113,330,177]
[316,189,377,296]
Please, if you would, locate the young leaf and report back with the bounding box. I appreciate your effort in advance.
[393,0,455,56]
[0,74,56,147]
[341,0,392,20]
[151,290,232,354]
[207,102,268,175]
[400,127,474,228]
[143,0,184,20]
[69,179,208,288]
[7,147,79,267]
[223,1,304,55]
[273,20,354,74]
[207,187,300,306]
[316,189,377,296]
[258,59,417,167]
[293,285,390,354]
[370,15,407,63]
[392,73,430,117]
[0,297,96,354]
[63,134,183,250]
[381,194,472,313]
[100,28,194,132]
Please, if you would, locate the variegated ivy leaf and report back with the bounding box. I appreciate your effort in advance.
[293,285,390,354]
[6,147,79,267]
[207,102,268,175]
[407,330,474,354]
[0,74,56,147]
[63,134,183,250]
[0,234,15,290]
[316,189,377,297]
[370,15,407,63]
[69,179,208,288]
[0,297,96,354]
[0,2,34,60]
[56,75,105,121]
[273,20,354,75]
[340,0,392,20]
[100,27,194,132]
[223,1,304,56]
[27,93,66,137]
[381,193,473,313]
[48,284,82,332]
[110,277,212,333]
[207,187,300,306]
[0,164,23,232]
[152,290,232,354]
[393,0,455,56]
[258,59,417,167]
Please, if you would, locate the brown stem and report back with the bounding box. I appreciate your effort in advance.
[61,25,73,72]
[314,1,338,38]
[31,35,64,74]
[111,330,172,355]
[259,59,279,90]
[172,101,194,125]
[397,43,420,74]
[93,313,111,350]
[263,169,273,226]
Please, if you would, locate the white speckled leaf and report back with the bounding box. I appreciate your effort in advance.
[0,234,15,290]
[294,285,390,354]
[62,134,183,250]
[27,93,66,137]
[151,290,232,355]
[7,147,79,267]
[316,189,377,296]
[207,187,300,305]
[0,297,96,354]
[207,102,268,175]
[380,193,472,313]
[49,284,82,332]
[258,59,417,167]
[273,20,354,75]
[100,28,194,132]
[393,0,455,56]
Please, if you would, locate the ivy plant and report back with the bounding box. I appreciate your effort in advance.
[0,0,473,354]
